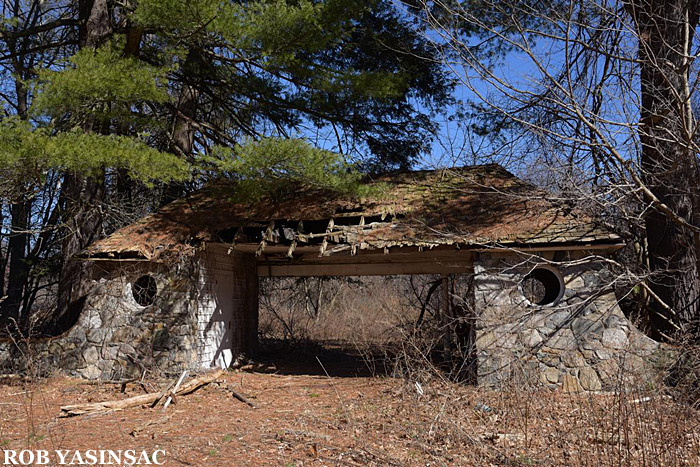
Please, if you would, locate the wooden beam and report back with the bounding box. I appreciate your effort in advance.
[280,250,474,265]
[351,216,365,256]
[227,226,245,255]
[219,241,625,257]
[79,257,152,262]
[473,243,626,253]
[258,261,474,277]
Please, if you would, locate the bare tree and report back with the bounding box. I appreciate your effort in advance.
[407,0,700,339]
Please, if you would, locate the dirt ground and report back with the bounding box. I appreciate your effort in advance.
[1,353,700,466]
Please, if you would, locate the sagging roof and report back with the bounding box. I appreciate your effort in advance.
[82,164,621,261]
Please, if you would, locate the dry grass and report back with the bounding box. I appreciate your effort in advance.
[254,275,700,465]
[2,276,700,465]
[0,370,698,466]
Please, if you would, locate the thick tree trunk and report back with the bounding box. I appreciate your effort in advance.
[161,51,200,206]
[56,174,104,321]
[0,199,31,328]
[630,0,700,337]
[0,203,5,299]
[56,0,112,320]
[1,63,34,330]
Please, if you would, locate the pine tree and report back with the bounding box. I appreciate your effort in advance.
[0,0,450,330]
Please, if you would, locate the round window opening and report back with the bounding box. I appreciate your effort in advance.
[132,275,157,307]
[521,268,563,306]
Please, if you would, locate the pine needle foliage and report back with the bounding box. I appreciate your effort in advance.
[0,118,189,196]
[213,137,369,201]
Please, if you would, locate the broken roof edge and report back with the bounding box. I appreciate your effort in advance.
[78,235,624,263]
[79,164,622,262]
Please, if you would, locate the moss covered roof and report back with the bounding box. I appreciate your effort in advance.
[83,164,620,260]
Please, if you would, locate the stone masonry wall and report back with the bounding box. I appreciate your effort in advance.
[474,250,661,390]
[0,248,260,379]
[0,259,200,379]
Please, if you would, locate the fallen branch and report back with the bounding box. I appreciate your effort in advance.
[150,380,175,409]
[60,369,224,417]
[227,384,257,408]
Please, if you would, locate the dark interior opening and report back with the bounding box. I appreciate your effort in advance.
[132,275,157,306]
[521,268,562,306]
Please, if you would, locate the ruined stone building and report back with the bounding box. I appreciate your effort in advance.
[0,165,659,389]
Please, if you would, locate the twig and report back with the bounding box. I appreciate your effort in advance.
[226,384,257,408]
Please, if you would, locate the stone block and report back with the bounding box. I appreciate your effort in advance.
[119,343,136,356]
[545,311,571,330]
[83,346,99,365]
[571,318,605,339]
[101,345,119,361]
[629,333,659,353]
[579,367,602,391]
[97,359,113,372]
[111,327,136,342]
[67,328,87,345]
[564,275,585,290]
[595,359,620,386]
[546,329,576,350]
[538,352,561,367]
[48,341,63,356]
[604,313,623,329]
[83,309,103,329]
[476,331,497,349]
[602,328,629,350]
[520,329,543,348]
[61,351,83,370]
[561,350,586,368]
[561,373,582,392]
[541,367,560,384]
[86,327,110,344]
[80,365,101,380]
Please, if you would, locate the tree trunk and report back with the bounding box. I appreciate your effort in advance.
[0,202,5,299]
[629,0,700,337]
[0,199,31,329]
[161,50,200,205]
[56,0,112,320]
[1,59,33,330]
[56,174,104,321]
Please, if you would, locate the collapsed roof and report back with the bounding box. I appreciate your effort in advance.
[82,164,621,261]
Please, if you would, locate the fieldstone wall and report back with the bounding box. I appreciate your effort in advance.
[0,248,261,379]
[0,259,200,379]
[474,250,661,390]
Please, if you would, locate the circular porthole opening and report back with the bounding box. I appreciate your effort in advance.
[132,275,158,307]
[521,268,563,306]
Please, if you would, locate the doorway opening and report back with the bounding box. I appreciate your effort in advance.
[257,274,477,383]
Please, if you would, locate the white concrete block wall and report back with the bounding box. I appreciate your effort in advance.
[196,244,258,369]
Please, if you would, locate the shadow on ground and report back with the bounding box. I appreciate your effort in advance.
[255,339,390,378]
